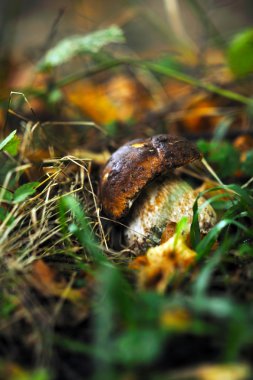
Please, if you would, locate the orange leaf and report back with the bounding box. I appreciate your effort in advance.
[65,81,119,125]
[64,75,155,125]
[182,97,221,133]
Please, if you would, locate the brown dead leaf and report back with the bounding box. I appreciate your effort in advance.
[30,260,84,303]
[104,74,154,120]
[164,80,192,100]
[204,49,225,66]
[181,95,221,133]
[195,181,231,202]
[233,135,253,153]
[204,49,232,85]
[160,222,177,244]
[26,149,51,162]
[0,361,31,380]
[69,148,111,165]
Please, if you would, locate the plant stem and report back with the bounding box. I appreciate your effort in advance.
[18,58,253,109]
[57,59,253,107]
[140,61,253,107]
[56,60,123,88]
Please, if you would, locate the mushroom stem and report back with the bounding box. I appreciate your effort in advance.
[124,175,216,253]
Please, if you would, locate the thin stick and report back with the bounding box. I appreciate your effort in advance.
[242,177,253,189]
[41,121,106,135]
[9,91,37,120]
[3,91,38,135]
[164,0,197,51]
[201,158,224,186]
[142,61,253,106]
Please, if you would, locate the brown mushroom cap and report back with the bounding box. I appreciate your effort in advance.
[100,134,201,220]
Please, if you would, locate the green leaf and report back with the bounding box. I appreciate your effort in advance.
[175,216,189,246]
[13,182,39,203]
[0,207,7,222]
[213,116,233,142]
[155,55,182,71]
[59,195,104,262]
[0,130,20,155]
[1,188,13,202]
[48,88,63,104]
[0,159,16,186]
[29,369,50,380]
[242,150,253,176]
[0,293,17,318]
[227,28,253,77]
[196,218,251,260]
[227,183,253,210]
[190,199,201,248]
[114,329,164,365]
[193,238,234,297]
[0,207,14,225]
[191,296,238,318]
[38,25,125,70]
[197,140,240,178]
[238,242,253,256]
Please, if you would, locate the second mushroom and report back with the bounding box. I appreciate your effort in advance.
[100,135,216,253]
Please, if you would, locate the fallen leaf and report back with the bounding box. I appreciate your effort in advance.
[65,81,119,125]
[166,363,250,380]
[65,74,155,125]
[70,148,111,165]
[181,96,221,133]
[0,361,49,380]
[233,135,253,153]
[146,234,196,267]
[29,260,84,303]
[131,233,196,293]
[196,363,250,380]
[160,308,191,331]
[160,221,177,244]
[194,181,230,201]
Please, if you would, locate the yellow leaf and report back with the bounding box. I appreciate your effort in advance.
[147,234,196,267]
[196,364,250,380]
[160,308,191,331]
[166,363,250,380]
[131,233,196,293]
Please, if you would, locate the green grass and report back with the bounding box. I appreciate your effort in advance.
[1,131,253,379]
[1,20,253,380]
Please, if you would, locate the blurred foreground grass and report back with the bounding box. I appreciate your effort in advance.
[1,3,253,379]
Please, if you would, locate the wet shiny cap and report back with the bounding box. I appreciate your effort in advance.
[100,134,201,219]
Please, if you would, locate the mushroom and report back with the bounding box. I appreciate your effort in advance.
[100,134,216,253]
